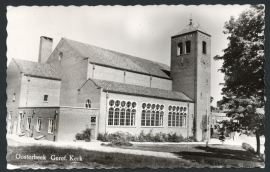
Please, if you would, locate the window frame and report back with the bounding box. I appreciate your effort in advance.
[85,99,91,108]
[185,41,191,54]
[26,116,31,131]
[108,99,137,127]
[13,93,16,102]
[8,111,13,120]
[48,118,54,134]
[141,102,165,127]
[36,117,42,132]
[44,95,48,103]
[177,42,183,56]
[168,105,188,127]
[202,41,207,54]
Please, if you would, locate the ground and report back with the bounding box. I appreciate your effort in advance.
[7,134,264,169]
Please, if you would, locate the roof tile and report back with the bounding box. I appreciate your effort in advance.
[91,79,193,102]
[13,59,61,80]
[64,38,170,78]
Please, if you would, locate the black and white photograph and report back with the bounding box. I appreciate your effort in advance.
[6,5,265,169]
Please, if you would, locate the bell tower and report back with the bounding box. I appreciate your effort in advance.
[170,18,211,141]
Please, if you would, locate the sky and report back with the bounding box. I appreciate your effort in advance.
[6,5,250,106]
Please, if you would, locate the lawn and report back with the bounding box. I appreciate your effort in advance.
[7,143,264,169]
[106,143,264,168]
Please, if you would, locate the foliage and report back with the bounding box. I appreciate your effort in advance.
[214,5,265,154]
[242,142,255,154]
[109,132,133,146]
[75,128,92,142]
[97,130,188,143]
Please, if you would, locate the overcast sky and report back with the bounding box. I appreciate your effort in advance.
[7,5,251,106]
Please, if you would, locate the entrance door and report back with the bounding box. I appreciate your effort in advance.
[91,116,96,139]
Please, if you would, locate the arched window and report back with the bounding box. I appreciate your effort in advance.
[141,103,164,126]
[151,111,155,126]
[131,109,136,126]
[141,110,146,126]
[126,109,131,126]
[108,108,114,125]
[85,99,91,108]
[58,52,63,60]
[107,99,136,126]
[114,108,120,125]
[120,108,125,126]
[168,105,188,127]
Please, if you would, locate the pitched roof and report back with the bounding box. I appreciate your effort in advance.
[173,22,210,37]
[13,58,61,80]
[90,79,193,102]
[64,38,171,79]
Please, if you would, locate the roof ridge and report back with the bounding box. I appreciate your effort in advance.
[63,38,169,69]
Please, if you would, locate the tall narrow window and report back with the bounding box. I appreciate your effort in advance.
[185,41,191,54]
[120,108,125,126]
[85,99,91,108]
[48,118,54,134]
[13,93,16,102]
[9,111,13,120]
[37,118,42,132]
[108,108,114,125]
[44,95,48,102]
[206,79,209,85]
[58,52,63,60]
[203,41,207,54]
[177,43,183,56]
[27,116,31,130]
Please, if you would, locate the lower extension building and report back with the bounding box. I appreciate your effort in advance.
[7,19,211,142]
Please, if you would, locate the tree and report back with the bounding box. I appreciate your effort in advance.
[214,5,265,155]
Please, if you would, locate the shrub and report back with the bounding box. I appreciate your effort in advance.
[75,133,84,140]
[75,128,92,142]
[242,142,255,154]
[167,132,185,142]
[98,131,188,143]
[97,132,111,142]
[83,128,92,142]
[138,130,147,142]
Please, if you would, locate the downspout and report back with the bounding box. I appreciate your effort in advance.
[104,91,109,133]
[187,101,190,138]
[26,75,30,107]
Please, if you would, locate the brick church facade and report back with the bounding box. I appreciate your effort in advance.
[7,20,211,142]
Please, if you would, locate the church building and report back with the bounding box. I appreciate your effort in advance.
[6,19,211,142]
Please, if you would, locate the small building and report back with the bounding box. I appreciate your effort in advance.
[7,19,212,142]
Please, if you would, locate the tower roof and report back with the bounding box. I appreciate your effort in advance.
[172,19,210,37]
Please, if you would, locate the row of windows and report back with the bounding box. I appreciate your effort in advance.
[177,41,207,55]
[26,117,54,134]
[107,100,188,127]
[108,108,136,126]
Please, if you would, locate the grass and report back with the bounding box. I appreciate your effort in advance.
[7,145,199,169]
[112,144,264,168]
[7,143,264,168]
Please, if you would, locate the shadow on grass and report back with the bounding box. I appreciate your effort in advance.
[171,145,264,167]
